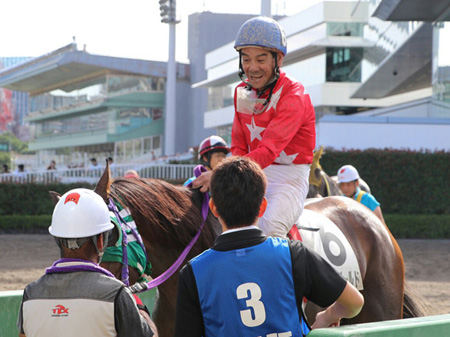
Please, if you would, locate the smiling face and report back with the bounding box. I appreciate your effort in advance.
[240,47,283,90]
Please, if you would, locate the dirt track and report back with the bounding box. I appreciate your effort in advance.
[0,235,449,316]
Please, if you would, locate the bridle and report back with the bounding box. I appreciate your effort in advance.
[108,165,210,294]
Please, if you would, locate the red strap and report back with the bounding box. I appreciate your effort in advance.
[133,294,143,306]
[287,225,302,241]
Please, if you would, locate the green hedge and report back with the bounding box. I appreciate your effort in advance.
[386,214,450,239]
[0,183,94,216]
[321,149,450,215]
[0,215,51,233]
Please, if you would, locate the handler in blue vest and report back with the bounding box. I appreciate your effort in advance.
[174,157,364,337]
[337,164,386,226]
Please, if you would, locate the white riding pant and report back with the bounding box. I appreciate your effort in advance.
[258,164,310,238]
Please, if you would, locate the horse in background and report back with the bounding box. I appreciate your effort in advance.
[307,146,341,198]
[305,146,428,320]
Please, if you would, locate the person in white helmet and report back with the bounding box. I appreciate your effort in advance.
[184,135,230,187]
[17,188,157,337]
[193,17,316,239]
[337,165,386,225]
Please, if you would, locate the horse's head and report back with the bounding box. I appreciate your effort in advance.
[308,146,326,198]
[307,146,342,198]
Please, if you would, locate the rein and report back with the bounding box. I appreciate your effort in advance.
[121,165,210,294]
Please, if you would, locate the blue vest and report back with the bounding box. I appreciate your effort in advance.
[191,237,309,337]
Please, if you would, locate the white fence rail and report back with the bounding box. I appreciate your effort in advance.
[0,164,197,185]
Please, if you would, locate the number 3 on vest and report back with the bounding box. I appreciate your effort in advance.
[236,282,266,327]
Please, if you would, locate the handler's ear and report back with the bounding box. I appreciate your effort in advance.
[209,198,220,218]
[258,197,268,217]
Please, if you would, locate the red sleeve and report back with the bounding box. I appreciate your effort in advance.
[246,91,304,169]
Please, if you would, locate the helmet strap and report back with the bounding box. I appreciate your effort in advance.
[199,153,212,170]
[55,237,90,250]
[238,50,245,82]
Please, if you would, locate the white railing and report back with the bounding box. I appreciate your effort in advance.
[0,163,197,185]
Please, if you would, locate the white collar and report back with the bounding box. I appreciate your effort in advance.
[222,225,259,235]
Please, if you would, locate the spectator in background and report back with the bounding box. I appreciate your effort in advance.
[337,165,386,226]
[2,164,9,173]
[89,158,98,169]
[47,160,57,170]
[87,158,100,177]
[13,164,28,183]
[107,157,117,177]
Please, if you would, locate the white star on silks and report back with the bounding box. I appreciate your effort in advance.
[246,116,266,142]
[274,150,298,164]
[265,86,283,112]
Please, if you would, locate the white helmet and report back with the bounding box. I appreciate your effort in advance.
[49,188,113,238]
[337,165,360,183]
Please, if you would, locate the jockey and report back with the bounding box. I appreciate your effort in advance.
[17,188,156,337]
[337,165,386,225]
[193,16,316,238]
[183,135,230,187]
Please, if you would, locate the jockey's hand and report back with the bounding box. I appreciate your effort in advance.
[311,309,341,329]
[192,170,212,193]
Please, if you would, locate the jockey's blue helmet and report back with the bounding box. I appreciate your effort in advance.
[234,16,287,55]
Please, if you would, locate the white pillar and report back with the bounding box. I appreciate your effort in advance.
[164,22,177,156]
[261,0,271,17]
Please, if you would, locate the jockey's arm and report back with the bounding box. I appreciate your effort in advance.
[311,282,364,329]
[191,170,213,193]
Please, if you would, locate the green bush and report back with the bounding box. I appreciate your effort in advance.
[321,149,450,215]
[0,182,94,216]
[386,214,450,239]
[0,215,51,233]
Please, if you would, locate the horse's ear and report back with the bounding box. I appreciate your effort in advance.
[49,191,61,206]
[94,159,111,201]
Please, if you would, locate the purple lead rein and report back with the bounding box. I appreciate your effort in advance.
[128,165,210,294]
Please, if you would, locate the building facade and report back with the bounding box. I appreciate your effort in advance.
[0,43,192,168]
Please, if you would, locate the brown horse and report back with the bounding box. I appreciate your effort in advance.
[305,152,428,321]
[88,164,429,337]
[92,167,220,337]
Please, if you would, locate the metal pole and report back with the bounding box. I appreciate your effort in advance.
[261,0,271,17]
[164,22,177,156]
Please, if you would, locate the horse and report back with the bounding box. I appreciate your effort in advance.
[307,146,341,198]
[82,161,430,336]
[305,149,428,320]
[92,166,221,337]
[307,146,373,198]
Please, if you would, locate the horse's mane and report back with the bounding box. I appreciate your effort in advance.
[109,177,219,250]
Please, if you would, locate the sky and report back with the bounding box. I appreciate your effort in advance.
[0,0,448,65]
